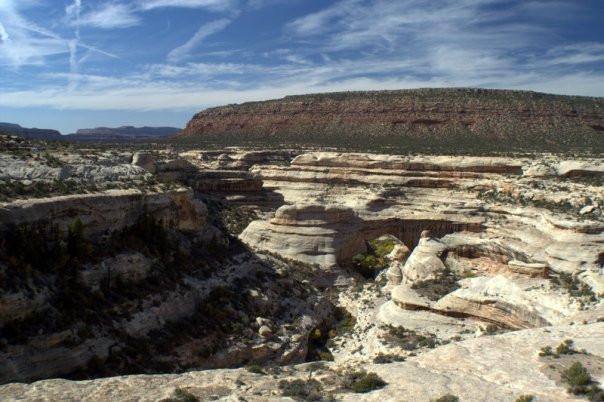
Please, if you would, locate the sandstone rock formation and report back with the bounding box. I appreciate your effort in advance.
[1,323,601,401]
[1,139,602,401]
[0,188,206,237]
[235,150,602,335]
[132,151,157,173]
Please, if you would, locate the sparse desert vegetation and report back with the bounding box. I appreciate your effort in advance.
[1,90,603,402]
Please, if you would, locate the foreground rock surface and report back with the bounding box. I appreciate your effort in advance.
[1,323,602,401]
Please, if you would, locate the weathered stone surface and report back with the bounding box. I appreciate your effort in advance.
[1,143,603,401]
[391,285,432,310]
[0,290,51,326]
[132,151,157,173]
[1,323,602,401]
[237,150,602,337]
[507,260,549,278]
[401,237,448,284]
[0,188,206,237]
[557,160,604,177]
[80,252,153,292]
[258,326,272,337]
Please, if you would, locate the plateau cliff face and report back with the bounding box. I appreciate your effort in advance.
[0,123,63,141]
[179,88,604,152]
[67,126,181,141]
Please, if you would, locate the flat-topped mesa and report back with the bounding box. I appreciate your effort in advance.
[178,88,604,151]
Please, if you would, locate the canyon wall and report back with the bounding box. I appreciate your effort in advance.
[0,188,206,237]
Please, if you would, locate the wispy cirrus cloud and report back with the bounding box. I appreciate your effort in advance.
[0,22,9,43]
[167,18,231,63]
[0,0,69,66]
[78,3,141,29]
[137,0,237,11]
[544,43,604,66]
[0,0,117,71]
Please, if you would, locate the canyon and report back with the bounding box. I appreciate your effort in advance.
[0,131,602,400]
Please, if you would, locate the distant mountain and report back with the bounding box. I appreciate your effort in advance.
[66,126,181,141]
[177,88,604,152]
[0,122,63,141]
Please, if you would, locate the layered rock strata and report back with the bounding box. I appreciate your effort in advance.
[237,151,603,331]
[0,188,206,237]
[179,88,604,152]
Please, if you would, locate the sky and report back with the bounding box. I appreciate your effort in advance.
[0,0,603,134]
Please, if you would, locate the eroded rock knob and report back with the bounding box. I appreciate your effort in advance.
[420,229,431,239]
[258,325,272,337]
[388,243,410,262]
[386,264,402,286]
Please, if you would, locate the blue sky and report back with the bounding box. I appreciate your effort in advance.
[1,0,603,134]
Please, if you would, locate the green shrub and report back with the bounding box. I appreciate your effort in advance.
[279,378,323,401]
[385,325,440,350]
[559,361,603,400]
[539,345,553,357]
[562,362,592,394]
[540,339,581,358]
[554,273,596,301]
[411,268,461,301]
[67,217,85,258]
[433,395,459,402]
[515,395,534,402]
[373,353,405,364]
[162,388,199,402]
[333,307,356,335]
[345,370,387,393]
[245,365,266,375]
[556,339,578,356]
[351,238,396,279]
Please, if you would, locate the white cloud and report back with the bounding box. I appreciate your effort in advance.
[167,18,231,63]
[79,3,141,29]
[0,0,70,66]
[544,43,604,66]
[0,0,117,69]
[137,0,236,11]
[0,22,10,43]
[247,0,296,10]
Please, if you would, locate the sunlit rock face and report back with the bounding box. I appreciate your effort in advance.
[178,89,604,154]
[1,140,602,401]
[236,150,603,342]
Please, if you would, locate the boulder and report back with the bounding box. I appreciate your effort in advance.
[132,152,157,173]
[258,326,272,337]
[387,243,410,262]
